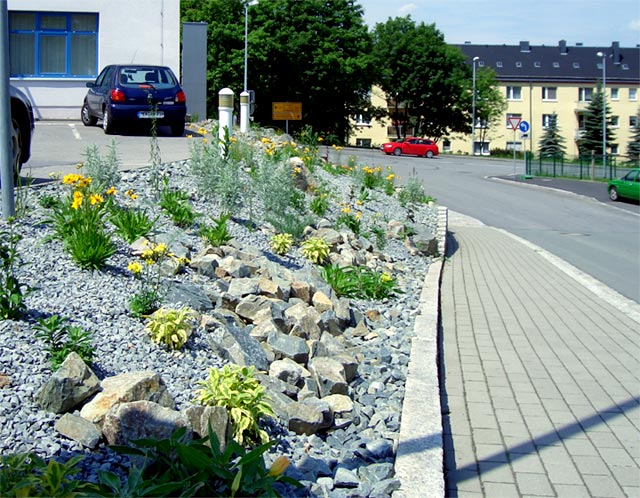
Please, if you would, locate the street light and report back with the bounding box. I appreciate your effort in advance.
[243,0,259,93]
[596,51,606,168]
[471,56,479,156]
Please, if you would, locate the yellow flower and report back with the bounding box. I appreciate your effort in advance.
[125,189,138,200]
[106,186,117,196]
[89,193,104,205]
[154,243,168,255]
[317,137,324,142]
[268,456,290,477]
[186,134,193,139]
[76,163,84,169]
[77,177,92,188]
[386,173,395,181]
[71,191,83,209]
[202,138,208,144]
[381,272,393,283]
[341,205,351,214]
[355,211,362,220]
[293,167,302,174]
[62,173,81,185]
[356,199,363,205]
[141,249,155,260]
[128,261,143,276]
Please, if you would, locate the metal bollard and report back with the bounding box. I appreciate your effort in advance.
[218,88,234,156]
[240,91,249,134]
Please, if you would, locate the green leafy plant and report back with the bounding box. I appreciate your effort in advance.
[397,175,435,207]
[34,314,94,370]
[82,141,121,189]
[265,211,312,241]
[301,237,330,264]
[129,289,160,319]
[159,186,199,228]
[0,452,98,497]
[321,264,402,300]
[199,212,233,247]
[0,221,31,320]
[335,206,362,237]
[369,225,387,250]
[309,192,329,217]
[195,365,274,446]
[45,173,116,269]
[145,307,195,350]
[127,241,175,318]
[106,426,300,498]
[269,233,294,255]
[110,205,157,243]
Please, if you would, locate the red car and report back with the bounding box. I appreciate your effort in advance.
[381,137,439,158]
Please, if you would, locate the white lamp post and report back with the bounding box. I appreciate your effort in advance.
[471,56,479,156]
[596,51,606,168]
[243,0,259,93]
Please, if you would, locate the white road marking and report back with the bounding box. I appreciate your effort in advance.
[68,123,82,140]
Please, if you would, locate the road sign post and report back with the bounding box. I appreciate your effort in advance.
[272,102,302,134]
[508,117,522,177]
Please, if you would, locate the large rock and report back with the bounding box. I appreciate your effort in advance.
[190,251,220,278]
[311,291,333,313]
[269,358,308,387]
[287,397,333,435]
[102,400,191,446]
[308,357,348,397]
[163,282,212,311]
[285,302,322,341]
[55,413,102,449]
[267,331,310,364]
[35,352,100,414]
[409,226,439,257]
[183,405,231,450]
[203,316,269,372]
[80,371,174,425]
[235,295,275,324]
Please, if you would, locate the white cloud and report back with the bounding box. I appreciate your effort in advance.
[629,18,640,31]
[398,3,418,16]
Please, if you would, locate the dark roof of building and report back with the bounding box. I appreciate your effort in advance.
[457,41,640,85]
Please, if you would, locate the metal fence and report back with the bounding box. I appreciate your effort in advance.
[525,153,629,180]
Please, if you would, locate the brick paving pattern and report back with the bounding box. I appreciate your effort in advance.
[441,222,640,497]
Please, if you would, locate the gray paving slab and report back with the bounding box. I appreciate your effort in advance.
[442,211,640,497]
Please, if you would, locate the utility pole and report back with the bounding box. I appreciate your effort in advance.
[0,0,16,219]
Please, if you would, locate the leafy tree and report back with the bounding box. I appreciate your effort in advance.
[181,0,376,144]
[473,67,507,150]
[579,83,616,158]
[627,110,640,165]
[371,16,470,140]
[538,112,566,158]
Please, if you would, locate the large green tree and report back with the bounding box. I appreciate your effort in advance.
[579,84,616,159]
[627,110,640,165]
[371,16,470,141]
[181,0,375,143]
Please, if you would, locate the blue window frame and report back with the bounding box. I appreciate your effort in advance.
[9,12,98,78]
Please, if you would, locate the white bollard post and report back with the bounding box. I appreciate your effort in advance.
[218,88,234,156]
[240,91,249,134]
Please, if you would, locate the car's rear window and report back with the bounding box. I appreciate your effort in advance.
[118,67,177,88]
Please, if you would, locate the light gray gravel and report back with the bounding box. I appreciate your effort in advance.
[0,153,438,497]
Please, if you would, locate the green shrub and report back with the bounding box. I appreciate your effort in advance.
[159,187,199,228]
[301,237,330,265]
[110,205,157,243]
[199,212,233,247]
[195,365,274,446]
[0,222,31,320]
[34,315,94,370]
[145,307,195,350]
[321,264,402,300]
[82,141,121,189]
[265,211,312,241]
[309,193,329,217]
[269,233,294,255]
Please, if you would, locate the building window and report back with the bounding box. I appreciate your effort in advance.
[506,141,523,152]
[578,87,593,102]
[515,61,522,68]
[534,61,541,68]
[630,115,638,127]
[542,114,554,128]
[506,86,522,100]
[542,87,557,101]
[442,139,451,152]
[610,144,619,155]
[611,116,619,127]
[577,113,586,130]
[506,113,522,128]
[9,11,98,78]
[630,88,638,101]
[496,61,503,68]
[355,114,371,126]
[573,62,580,68]
[611,88,619,100]
[355,138,372,148]
[553,62,560,68]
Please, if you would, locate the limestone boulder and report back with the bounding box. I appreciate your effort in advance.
[55,413,102,449]
[34,352,100,414]
[80,371,174,426]
[308,357,348,397]
[102,400,191,446]
[287,397,333,435]
[183,405,231,451]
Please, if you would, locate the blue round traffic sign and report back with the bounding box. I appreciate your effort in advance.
[519,120,530,133]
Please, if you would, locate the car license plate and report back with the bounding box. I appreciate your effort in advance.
[137,111,164,119]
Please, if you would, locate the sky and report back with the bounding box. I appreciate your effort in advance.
[358,0,640,48]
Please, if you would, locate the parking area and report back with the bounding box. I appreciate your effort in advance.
[21,120,201,184]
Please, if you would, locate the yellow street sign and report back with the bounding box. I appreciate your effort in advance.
[272,102,302,121]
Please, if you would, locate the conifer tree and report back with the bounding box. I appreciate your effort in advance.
[579,84,615,157]
[538,112,566,158]
[626,110,640,166]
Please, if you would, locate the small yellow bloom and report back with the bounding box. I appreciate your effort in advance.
[154,243,168,255]
[341,205,351,214]
[356,199,363,205]
[202,138,208,144]
[386,173,395,181]
[268,456,290,477]
[71,191,83,209]
[76,163,84,169]
[128,261,143,275]
[381,272,393,283]
[186,134,193,139]
[293,167,302,174]
[317,137,324,142]
[106,186,117,196]
[62,173,81,185]
[77,177,92,188]
[355,211,362,220]
[141,249,155,260]
[89,194,104,205]
[125,189,138,200]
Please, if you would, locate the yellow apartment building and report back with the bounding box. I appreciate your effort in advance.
[350,41,640,160]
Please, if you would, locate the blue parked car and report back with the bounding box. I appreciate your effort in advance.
[81,64,186,136]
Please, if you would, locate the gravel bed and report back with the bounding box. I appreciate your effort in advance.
[0,153,438,497]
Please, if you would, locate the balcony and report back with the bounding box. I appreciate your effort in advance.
[574,129,586,140]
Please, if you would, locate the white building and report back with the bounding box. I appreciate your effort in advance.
[8,0,181,120]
